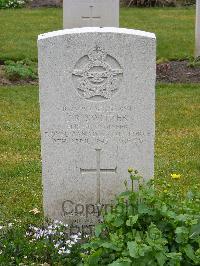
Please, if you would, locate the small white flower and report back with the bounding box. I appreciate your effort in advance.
[58,247,66,255]
[8,223,13,227]
[25,232,32,237]
[31,226,39,231]
[54,243,60,249]
[71,234,81,239]
[65,249,71,254]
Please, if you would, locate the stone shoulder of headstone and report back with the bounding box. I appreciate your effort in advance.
[38,27,156,227]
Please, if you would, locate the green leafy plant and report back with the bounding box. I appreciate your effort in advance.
[0,171,199,265]
[188,57,200,68]
[0,0,26,8]
[82,169,200,265]
[4,59,37,81]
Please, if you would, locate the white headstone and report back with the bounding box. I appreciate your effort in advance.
[63,0,119,29]
[38,28,156,233]
[195,0,200,58]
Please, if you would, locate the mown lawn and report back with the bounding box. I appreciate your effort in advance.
[0,84,199,224]
[0,7,195,61]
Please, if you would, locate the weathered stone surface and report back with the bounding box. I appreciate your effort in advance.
[38,28,156,231]
[63,0,119,29]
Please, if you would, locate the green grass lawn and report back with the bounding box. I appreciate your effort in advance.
[0,84,199,224]
[0,7,195,61]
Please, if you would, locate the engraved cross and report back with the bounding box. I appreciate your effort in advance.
[80,149,117,204]
[82,5,101,26]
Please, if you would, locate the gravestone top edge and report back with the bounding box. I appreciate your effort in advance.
[38,27,156,41]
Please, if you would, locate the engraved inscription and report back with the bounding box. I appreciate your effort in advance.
[72,46,123,101]
[45,104,151,146]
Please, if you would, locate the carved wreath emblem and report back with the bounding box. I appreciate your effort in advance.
[72,46,123,101]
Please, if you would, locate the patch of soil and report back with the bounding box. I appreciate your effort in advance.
[0,60,199,86]
[156,60,200,83]
[0,65,38,86]
[27,0,62,8]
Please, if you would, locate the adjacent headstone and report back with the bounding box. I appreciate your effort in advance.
[63,0,119,29]
[38,28,156,233]
[195,0,200,58]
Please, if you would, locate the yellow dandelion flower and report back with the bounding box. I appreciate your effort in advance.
[171,173,181,179]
